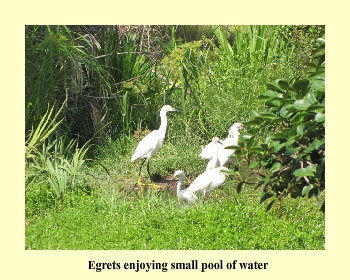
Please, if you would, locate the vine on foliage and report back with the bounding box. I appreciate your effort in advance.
[228,38,325,212]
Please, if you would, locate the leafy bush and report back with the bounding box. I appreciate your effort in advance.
[229,37,325,212]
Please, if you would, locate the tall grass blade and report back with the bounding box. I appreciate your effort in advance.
[26,101,66,160]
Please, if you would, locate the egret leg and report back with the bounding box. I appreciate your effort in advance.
[146,159,163,189]
[135,158,148,188]
[146,159,152,181]
[137,176,146,189]
[138,158,147,177]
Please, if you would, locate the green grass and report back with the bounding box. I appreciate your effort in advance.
[25,137,325,250]
[25,183,324,250]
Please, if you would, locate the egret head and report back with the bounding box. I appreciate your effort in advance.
[161,105,180,114]
[173,170,186,181]
[231,122,244,130]
[228,122,244,137]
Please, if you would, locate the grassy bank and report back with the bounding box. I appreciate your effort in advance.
[25,180,324,250]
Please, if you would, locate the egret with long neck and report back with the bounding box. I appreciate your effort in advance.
[131,105,180,186]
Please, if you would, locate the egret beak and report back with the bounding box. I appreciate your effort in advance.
[170,107,181,112]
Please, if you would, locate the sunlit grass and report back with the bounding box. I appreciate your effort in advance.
[25,182,324,250]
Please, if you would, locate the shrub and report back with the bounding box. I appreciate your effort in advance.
[228,37,325,212]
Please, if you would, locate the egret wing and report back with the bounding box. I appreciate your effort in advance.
[218,137,238,166]
[199,141,214,160]
[131,130,165,162]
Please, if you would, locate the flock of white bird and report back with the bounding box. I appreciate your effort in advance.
[131,105,244,206]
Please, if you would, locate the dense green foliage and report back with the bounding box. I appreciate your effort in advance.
[25,25,325,250]
[228,39,325,212]
[25,26,113,141]
[25,101,92,201]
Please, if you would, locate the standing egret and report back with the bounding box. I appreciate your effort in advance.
[204,137,223,171]
[218,122,244,167]
[131,105,180,186]
[187,167,229,196]
[173,170,198,205]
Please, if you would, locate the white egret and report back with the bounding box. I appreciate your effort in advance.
[131,105,180,185]
[200,122,244,167]
[204,137,223,171]
[187,166,229,196]
[228,122,244,138]
[199,138,220,160]
[218,122,244,167]
[173,170,198,205]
